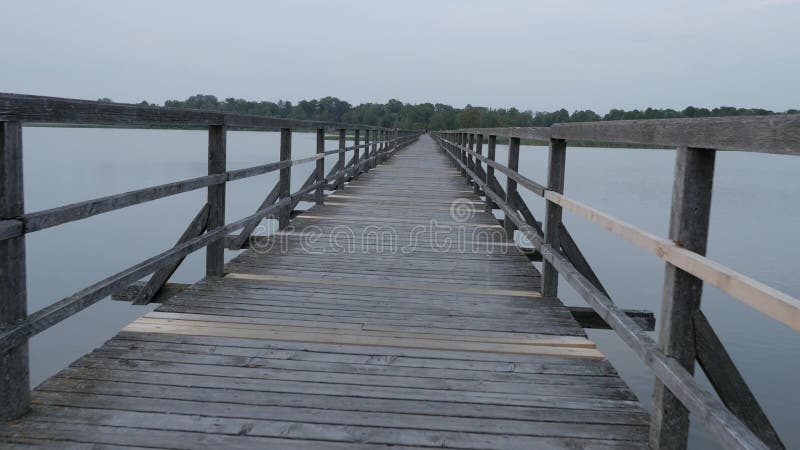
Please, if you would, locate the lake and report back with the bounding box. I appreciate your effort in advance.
[20,127,800,449]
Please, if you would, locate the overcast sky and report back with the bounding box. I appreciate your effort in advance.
[2,0,798,113]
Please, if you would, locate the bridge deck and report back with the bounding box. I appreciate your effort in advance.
[1,136,649,449]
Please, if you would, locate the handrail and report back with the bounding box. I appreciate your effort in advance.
[0,93,400,131]
[0,92,422,421]
[451,112,800,155]
[432,125,794,450]
[437,136,800,332]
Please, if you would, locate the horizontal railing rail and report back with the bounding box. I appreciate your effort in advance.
[432,117,799,450]
[456,113,800,155]
[0,93,421,421]
[0,93,393,131]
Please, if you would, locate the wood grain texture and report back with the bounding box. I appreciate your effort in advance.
[1,135,648,449]
[542,139,566,297]
[0,93,394,132]
[0,121,29,420]
[205,125,226,277]
[543,190,800,332]
[435,133,769,450]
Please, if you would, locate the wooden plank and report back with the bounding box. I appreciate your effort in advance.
[693,311,785,449]
[551,115,800,155]
[205,125,226,277]
[20,173,226,235]
[651,145,715,449]
[225,273,541,298]
[35,382,647,425]
[543,191,800,332]
[457,127,552,142]
[132,204,209,305]
[0,120,29,420]
[0,93,391,132]
[451,113,800,155]
[134,315,595,348]
[122,320,602,359]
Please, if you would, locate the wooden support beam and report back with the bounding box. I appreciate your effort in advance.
[693,311,785,449]
[558,222,610,298]
[112,282,190,303]
[315,128,324,205]
[0,121,29,420]
[132,204,210,305]
[336,129,346,190]
[485,135,497,212]
[467,133,476,188]
[503,137,520,239]
[569,306,655,331]
[474,134,483,194]
[353,129,362,179]
[651,146,716,450]
[363,130,371,173]
[278,128,292,229]
[231,181,280,250]
[542,138,566,298]
[291,170,319,211]
[205,125,226,277]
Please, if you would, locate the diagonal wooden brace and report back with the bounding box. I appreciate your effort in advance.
[132,203,210,305]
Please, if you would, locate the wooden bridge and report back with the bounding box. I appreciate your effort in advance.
[1,94,799,449]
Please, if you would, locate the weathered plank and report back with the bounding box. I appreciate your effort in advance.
[0,121,29,420]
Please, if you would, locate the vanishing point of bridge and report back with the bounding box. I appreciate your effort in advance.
[1,94,799,449]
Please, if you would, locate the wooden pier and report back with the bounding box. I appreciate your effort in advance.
[1,94,799,449]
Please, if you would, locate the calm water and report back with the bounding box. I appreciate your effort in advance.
[20,128,800,449]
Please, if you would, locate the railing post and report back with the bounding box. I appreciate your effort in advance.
[337,129,346,189]
[363,130,371,173]
[485,134,496,212]
[315,128,325,205]
[372,130,379,168]
[467,133,475,186]
[542,138,566,297]
[278,128,292,229]
[352,129,360,180]
[206,124,226,277]
[650,146,716,450]
[459,133,467,177]
[474,134,483,193]
[503,137,521,239]
[380,130,386,163]
[0,121,29,420]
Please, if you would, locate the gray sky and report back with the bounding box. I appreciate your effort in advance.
[2,0,798,113]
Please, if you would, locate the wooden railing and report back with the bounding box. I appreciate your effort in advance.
[0,93,421,421]
[432,114,800,450]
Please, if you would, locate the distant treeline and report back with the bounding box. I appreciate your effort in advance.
[125,95,799,131]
